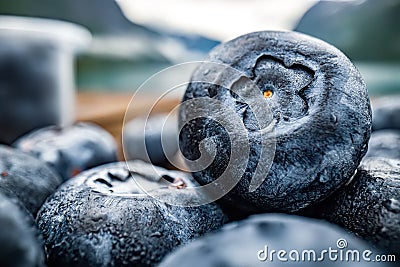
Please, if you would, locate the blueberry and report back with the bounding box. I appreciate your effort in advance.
[159,213,388,267]
[0,145,62,216]
[37,161,225,267]
[372,97,400,131]
[0,192,45,267]
[301,158,400,257]
[123,113,178,168]
[179,31,371,215]
[365,130,400,160]
[14,122,118,180]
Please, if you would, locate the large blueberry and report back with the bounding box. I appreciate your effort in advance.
[14,122,118,180]
[179,31,371,216]
[0,192,45,267]
[0,145,62,216]
[37,161,225,267]
[301,158,400,257]
[159,214,389,267]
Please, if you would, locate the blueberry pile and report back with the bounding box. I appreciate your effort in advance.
[0,30,399,266]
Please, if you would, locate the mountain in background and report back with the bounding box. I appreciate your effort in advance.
[295,0,400,62]
[0,0,219,61]
[0,0,220,90]
[0,0,154,34]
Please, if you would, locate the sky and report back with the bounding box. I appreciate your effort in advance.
[116,0,341,41]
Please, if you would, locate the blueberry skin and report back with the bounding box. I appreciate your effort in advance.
[159,214,388,267]
[365,130,400,160]
[0,192,45,267]
[14,122,118,180]
[123,113,179,168]
[372,97,400,131]
[301,158,400,257]
[37,161,225,267]
[0,145,62,216]
[179,31,371,215]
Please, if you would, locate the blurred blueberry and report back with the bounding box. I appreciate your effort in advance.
[159,214,389,267]
[0,145,62,216]
[14,122,118,180]
[123,113,179,168]
[365,130,400,159]
[0,191,45,267]
[372,97,400,131]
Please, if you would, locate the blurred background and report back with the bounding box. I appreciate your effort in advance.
[0,0,399,145]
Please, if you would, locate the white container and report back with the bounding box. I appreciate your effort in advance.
[0,16,91,144]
